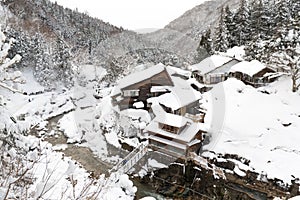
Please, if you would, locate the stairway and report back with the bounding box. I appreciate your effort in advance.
[108,141,149,181]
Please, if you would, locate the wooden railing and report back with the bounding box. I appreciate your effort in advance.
[185,113,205,123]
[109,141,149,176]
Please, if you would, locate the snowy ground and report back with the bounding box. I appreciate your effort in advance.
[0,65,137,199]
[2,60,300,199]
[202,77,300,185]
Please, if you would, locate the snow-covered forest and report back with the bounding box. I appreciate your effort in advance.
[199,0,300,92]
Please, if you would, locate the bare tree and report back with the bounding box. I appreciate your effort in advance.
[271,45,300,92]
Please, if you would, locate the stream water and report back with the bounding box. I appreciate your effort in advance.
[32,113,166,199]
[131,177,166,200]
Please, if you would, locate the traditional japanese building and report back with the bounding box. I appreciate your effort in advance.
[190,55,240,84]
[144,105,207,157]
[229,60,278,87]
[111,63,208,157]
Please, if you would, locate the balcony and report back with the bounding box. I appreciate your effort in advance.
[185,112,205,123]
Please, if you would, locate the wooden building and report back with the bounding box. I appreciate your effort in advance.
[111,64,173,110]
[229,60,277,87]
[144,105,207,157]
[112,63,208,157]
[190,55,240,85]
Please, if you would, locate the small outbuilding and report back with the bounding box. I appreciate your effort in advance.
[229,60,276,87]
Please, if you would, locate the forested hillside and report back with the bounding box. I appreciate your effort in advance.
[200,0,300,61]
[199,0,300,91]
[1,0,193,88]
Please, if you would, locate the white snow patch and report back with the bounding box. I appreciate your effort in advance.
[233,166,246,177]
[203,77,300,184]
[148,158,168,169]
[58,112,81,143]
[105,131,121,148]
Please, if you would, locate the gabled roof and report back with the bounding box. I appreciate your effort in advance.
[113,63,201,110]
[145,116,207,143]
[156,74,201,111]
[230,60,272,76]
[155,112,190,128]
[190,55,233,74]
[111,63,170,96]
[145,104,208,143]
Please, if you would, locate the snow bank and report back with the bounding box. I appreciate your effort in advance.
[148,158,168,169]
[203,77,300,184]
[225,46,245,60]
[58,112,81,143]
[289,196,300,200]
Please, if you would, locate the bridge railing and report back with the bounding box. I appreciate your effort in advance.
[109,141,149,176]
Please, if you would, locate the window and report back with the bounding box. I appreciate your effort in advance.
[210,75,222,84]
[161,124,179,134]
[123,90,139,97]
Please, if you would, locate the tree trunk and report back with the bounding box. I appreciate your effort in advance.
[292,75,297,92]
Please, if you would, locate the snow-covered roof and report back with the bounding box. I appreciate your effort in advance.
[157,75,201,111]
[155,112,190,128]
[145,117,207,143]
[112,64,201,111]
[112,63,167,96]
[167,66,191,77]
[210,59,240,74]
[145,104,208,143]
[133,101,144,109]
[190,55,233,74]
[230,60,268,76]
[187,139,201,147]
[150,86,170,93]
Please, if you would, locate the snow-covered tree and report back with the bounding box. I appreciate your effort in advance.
[224,5,235,47]
[104,56,126,82]
[272,48,300,92]
[198,29,214,56]
[34,51,56,89]
[53,38,74,88]
[232,0,251,46]
[291,0,300,31]
[249,0,275,40]
[0,28,23,94]
[214,7,230,52]
[275,0,292,35]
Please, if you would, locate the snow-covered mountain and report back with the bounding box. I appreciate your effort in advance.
[1,0,241,77]
[144,0,240,60]
[165,0,240,40]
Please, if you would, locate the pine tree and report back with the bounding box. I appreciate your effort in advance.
[232,0,251,46]
[275,0,292,36]
[198,29,214,55]
[291,0,300,31]
[215,7,230,52]
[104,56,125,82]
[53,38,74,88]
[34,52,55,89]
[249,0,275,40]
[249,0,261,37]
[224,5,235,47]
